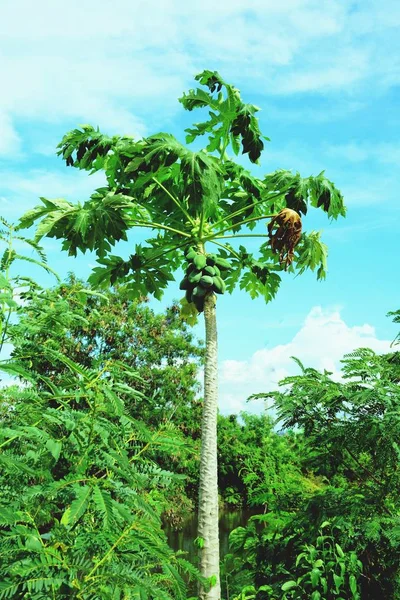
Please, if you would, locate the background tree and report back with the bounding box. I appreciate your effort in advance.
[0,240,205,598]
[236,312,400,599]
[11,275,203,430]
[20,69,346,599]
[217,413,320,511]
[0,344,203,598]
[10,276,204,525]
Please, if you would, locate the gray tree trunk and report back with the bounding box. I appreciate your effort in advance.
[198,292,220,600]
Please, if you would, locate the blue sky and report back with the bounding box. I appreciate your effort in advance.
[1,0,399,412]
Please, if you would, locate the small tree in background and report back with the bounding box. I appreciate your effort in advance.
[10,276,203,430]
[0,350,203,599]
[20,70,346,599]
[0,232,204,598]
[10,277,204,522]
[238,312,400,599]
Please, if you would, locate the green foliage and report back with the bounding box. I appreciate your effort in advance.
[265,170,346,220]
[8,275,204,517]
[20,192,136,260]
[223,500,365,600]
[18,70,345,311]
[293,232,328,281]
[87,245,178,300]
[388,309,400,346]
[179,69,266,162]
[10,276,203,425]
[240,313,400,599]
[0,218,59,354]
[281,524,362,600]
[217,413,320,511]
[0,347,203,598]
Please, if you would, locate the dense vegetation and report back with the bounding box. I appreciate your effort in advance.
[0,70,398,599]
[0,245,205,598]
[1,261,399,597]
[223,340,400,600]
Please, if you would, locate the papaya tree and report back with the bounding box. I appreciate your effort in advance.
[19,70,346,599]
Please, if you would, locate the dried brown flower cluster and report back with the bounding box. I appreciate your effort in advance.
[267,208,302,269]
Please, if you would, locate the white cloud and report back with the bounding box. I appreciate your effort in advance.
[1,169,105,198]
[0,169,106,218]
[218,306,392,415]
[339,173,400,208]
[325,142,400,167]
[266,139,400,174]
[273,48,371,94]
[262,99,365,125]
[260,140,400,208]
[0,112,21,156]
[0,0,399,156]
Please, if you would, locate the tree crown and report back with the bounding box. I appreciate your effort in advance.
[19,70,346,313]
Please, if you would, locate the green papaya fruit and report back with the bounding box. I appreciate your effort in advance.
[185,246,196,258]
[179,277,190,291]
[192,285,207,298]
[194,254,207,270]
[212,276,226,294]
[215,257,231,270]
[213,265,221,277]
[200,275,214,288]
[185,288,193,303]
[204,266,215,276]
[206,253,217,266]
[188,270,202,284]
[186,249,197,261]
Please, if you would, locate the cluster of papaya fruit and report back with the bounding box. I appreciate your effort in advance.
[180,247,231,312]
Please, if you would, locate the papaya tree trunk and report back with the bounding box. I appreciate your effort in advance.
[198,292,220,600]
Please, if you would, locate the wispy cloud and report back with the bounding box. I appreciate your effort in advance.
[0,112,21,156]
[0,169,106,218]
[325,142,400,166]
[0,0,399,156]
[260,140,400,209]
[262,99,365,125]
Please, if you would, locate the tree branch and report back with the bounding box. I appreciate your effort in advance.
[207,240,241,260]
[152,177,194,225]
[132,221,191,238]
